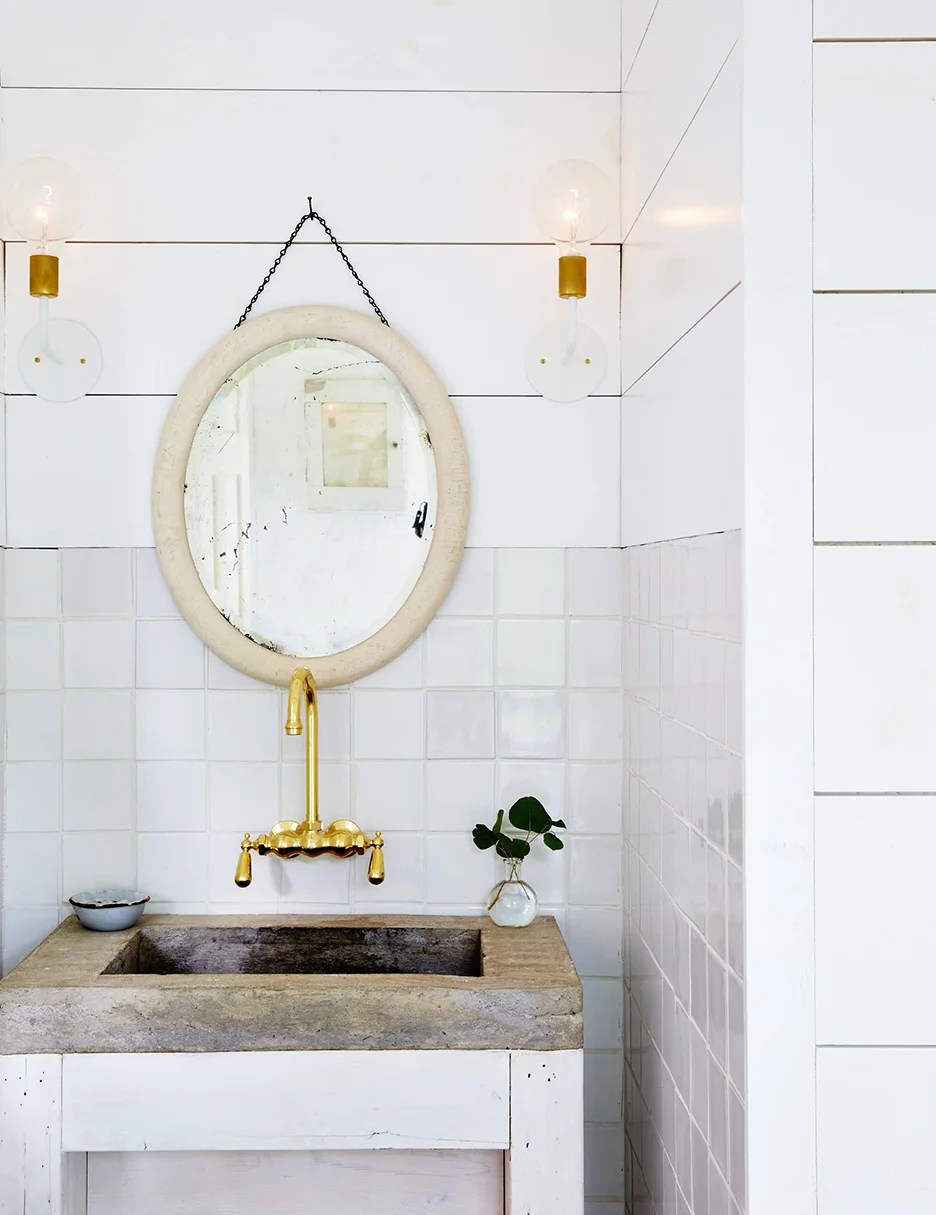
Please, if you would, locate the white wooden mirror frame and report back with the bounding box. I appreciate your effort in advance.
[153,305,469,687]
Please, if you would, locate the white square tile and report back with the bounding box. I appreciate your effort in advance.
[136,619,205,688]
[568,549,623,616]
[569,691,624,760]
[5,762,61,832]
[568,908,623,977]
[207,650,270,689]
[2,906,59,972]
[425,619,493,686]
[570,836,622,906]
[63,690,134,760]
[437,547,494,616]
[206,691,279,762]
[282,691,351,762]
[353,690,424,759]
[425,761,495,830]
[6,621,61,690]
[3,834,60,905]
[582,977,623,1049]
[6,692,62,760]
[497,761,565,823]
[569,763,623,833]
[136,690,206,759]
[209,831,280,902]
[138,761,208,831]
[425,832,494,905]
[584,1050,624,1122]
[63,620,133,689]
[63,830,134,895]
[426,690,494,758]
[497,690,565,758]
[354,638,424,688]
[495,619,565,686]
[63,760,133,830]
[279,853,352,904]
[5,549,59,617]
[585,1122,625,1199]
[61,548,133,616]
[207,762,277,832]
[352,831,424,905]
[354,761,424,831]
[281,763,351,825]
[569,619,623,688]
[135,548,180,617]
[495,549,565,615]
[137,832,208,902]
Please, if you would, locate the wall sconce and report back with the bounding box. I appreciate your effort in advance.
[6,158,102,402]
[524,160,613,403]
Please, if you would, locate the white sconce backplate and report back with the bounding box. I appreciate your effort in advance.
[19,318,103,403]
[524,318,607,403]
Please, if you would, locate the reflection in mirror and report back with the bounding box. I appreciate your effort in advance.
[184,337,437,657]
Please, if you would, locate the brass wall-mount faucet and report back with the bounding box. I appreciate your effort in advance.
[234,667,385,889]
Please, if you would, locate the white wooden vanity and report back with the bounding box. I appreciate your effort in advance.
[0,916,583,1215]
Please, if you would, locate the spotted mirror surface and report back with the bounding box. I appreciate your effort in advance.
[183,337,438,657]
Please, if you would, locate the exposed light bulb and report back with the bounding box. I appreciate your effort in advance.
[6,157,86,247]
[533,160,613,249]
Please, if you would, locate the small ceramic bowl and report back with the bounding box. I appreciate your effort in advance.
[68,889,150,932]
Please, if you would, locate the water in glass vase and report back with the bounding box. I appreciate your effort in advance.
[487,858,538,927]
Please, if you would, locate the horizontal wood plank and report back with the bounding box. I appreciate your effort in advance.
[88,1149,502,1215]
[0,0,621,91]
[62,1051,510,1152]
[3,243,621,399]
[0,90,620,244]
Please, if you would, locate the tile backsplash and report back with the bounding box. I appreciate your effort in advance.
[622,532,745,1215]
[1,542,628,1204]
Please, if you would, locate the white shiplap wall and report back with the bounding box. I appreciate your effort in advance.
[813,16,936,1214]
[619,3,745,1214]
[746,2,936,1212]
[0,5,625,1212]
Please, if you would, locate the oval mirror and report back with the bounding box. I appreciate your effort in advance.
[153,306,468,687]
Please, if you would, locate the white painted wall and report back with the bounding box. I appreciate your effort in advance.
[745,3,936,1212]
[0,5,625,1210]
[620,0,742,549]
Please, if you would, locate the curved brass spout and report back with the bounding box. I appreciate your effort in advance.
[234,666,385,889]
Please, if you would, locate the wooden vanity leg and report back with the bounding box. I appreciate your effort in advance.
[0,1055,81,1215]
[506,1049,584,1215]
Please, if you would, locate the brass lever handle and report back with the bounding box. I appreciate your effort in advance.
[367,833,385,885]
[234,834,254,888]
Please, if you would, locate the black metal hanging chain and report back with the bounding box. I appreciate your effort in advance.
[235,198,389,329]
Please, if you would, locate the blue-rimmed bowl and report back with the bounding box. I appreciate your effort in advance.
[68,889,150,932]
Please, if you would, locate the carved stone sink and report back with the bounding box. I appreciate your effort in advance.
[0,914,581,1055]
[103,924,482,977]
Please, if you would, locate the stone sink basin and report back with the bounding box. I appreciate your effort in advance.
[103,923,483,977]
[0,914,581,1055]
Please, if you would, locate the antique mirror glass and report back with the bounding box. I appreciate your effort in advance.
[154,307,468,686]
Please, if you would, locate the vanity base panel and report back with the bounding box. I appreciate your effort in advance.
[0,1049,584,1215]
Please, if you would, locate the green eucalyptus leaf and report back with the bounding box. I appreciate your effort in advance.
[543,832,564,851]
[493,808,504,835]
[508,796,551,835]
[551,818,567,830]
[472,824,498,850]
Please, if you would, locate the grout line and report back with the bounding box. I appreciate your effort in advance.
[813,36,936,43]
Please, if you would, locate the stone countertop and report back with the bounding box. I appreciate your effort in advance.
[0,914,582,1055]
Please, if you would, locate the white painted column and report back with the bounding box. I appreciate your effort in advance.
[506,1050,584,1215]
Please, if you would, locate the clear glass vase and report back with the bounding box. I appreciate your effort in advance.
[487,858,538,927]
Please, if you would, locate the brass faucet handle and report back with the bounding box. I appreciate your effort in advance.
[234,833,254,888]
[367,831,385,885]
